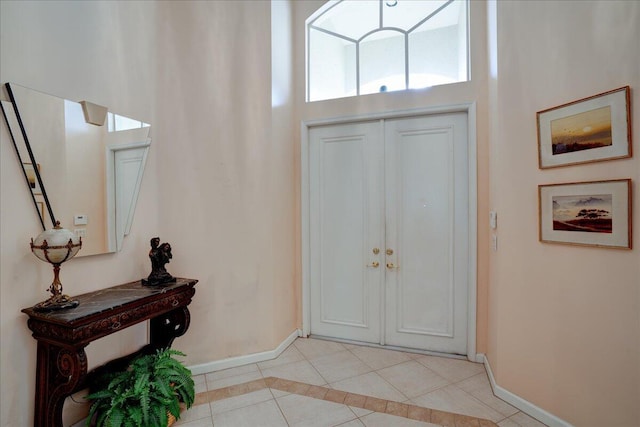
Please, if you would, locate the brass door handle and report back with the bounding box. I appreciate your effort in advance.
[386,262,399,270]
[367,261,380,268]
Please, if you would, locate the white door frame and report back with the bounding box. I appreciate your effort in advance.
[105,139,151,252]
[301,103,478,361]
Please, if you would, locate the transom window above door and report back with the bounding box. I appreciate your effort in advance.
[306,0,469,102]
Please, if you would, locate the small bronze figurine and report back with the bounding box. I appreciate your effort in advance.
[142,237,177,286]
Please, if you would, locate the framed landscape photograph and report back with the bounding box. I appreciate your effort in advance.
[539,179,632,249]
[537,86,631,169]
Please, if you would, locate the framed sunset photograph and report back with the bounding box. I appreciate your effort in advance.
[537,86,631,168]
[539,179,632,249]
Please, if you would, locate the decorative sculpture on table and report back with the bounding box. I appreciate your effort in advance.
[142,237,176,286]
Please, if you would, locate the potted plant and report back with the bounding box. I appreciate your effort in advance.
[85,348,195,427]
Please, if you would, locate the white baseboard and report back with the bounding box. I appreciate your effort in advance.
[188,329,301,376]
[481,354,573,427]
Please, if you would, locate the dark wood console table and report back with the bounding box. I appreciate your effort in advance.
[22,277,198,427]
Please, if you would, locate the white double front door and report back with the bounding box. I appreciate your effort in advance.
[309,112,469,354]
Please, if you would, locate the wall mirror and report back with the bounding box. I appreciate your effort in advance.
[1,82,151,257]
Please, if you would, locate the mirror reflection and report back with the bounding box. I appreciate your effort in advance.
[1,83,151,257]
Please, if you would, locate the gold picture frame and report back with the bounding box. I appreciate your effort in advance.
[537,86,631,169]
[539,179,632,249]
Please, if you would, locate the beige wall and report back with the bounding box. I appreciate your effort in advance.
[150,0,298,363]
[1,2,159,425]
[0,1,298,425]
[1,1,638,426]
[487,1,640,426]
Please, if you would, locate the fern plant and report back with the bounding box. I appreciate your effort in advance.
[85,348,195,427]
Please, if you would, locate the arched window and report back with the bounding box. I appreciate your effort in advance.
[306,0,469,102]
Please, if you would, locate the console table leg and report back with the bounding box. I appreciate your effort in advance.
[34,342,87,427]
[149,307,191,350]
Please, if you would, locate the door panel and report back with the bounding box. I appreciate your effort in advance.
[384,114,468,354]
[308,113,469,355]
[309,121,384,343]
[113,146,147,251]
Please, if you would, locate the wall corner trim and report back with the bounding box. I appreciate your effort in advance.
[188,329,301,375]
[482,355,574,427]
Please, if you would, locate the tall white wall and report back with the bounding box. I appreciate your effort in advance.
[488,1,640,425]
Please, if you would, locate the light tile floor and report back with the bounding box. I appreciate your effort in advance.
[175,337,548,427]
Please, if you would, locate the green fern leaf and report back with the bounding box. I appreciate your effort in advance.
[129,405,142,426]
[107,406,124,427]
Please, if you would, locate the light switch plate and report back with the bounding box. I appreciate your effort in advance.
[74,214,88,225]
[489,211,497,229]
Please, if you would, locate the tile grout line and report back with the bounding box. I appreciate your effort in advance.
[270,388,293,427]
[408,360,511,421]
[449,372,518,424]
[345,344,421,372]
[340,348,419,403]
[343,346,473,404]
[306,349,374,387]
[440,382,506,423]
[305,354,333,387]
[302,344,419,404]
[195,376,499,427]
[258,359,294,427]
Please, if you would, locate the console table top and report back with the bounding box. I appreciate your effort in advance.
[21,277,198,325]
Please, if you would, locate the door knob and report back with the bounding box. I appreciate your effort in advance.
[372,248,380,255]
[386,248,394,255]
[386,262,399,270]
[367,261,380,268]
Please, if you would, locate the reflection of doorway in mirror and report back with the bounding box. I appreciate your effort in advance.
[106,141,150,252]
